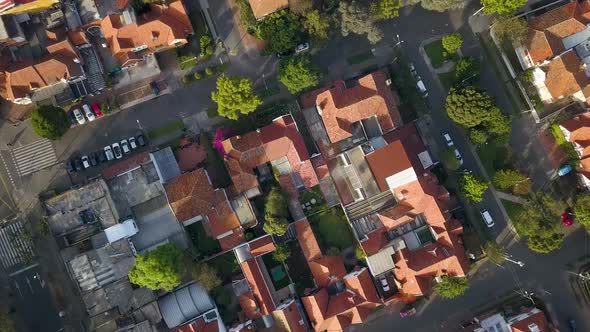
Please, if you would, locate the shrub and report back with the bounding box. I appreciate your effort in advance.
[31,105,69,140]
[181,75,191,84]
[206,45,214,56]
[469,129,488,145]
[194,71,203,80]
[192,263,222,290]
[205,67,214,76]
[442,32,462,54]
[355,245,366,260]
[273,243,291,262]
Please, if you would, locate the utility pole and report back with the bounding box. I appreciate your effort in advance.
[504,257,525,267]
[567,270,590,281]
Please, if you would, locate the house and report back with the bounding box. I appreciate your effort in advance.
[471,307,555,332]
[221,114,319,200]
[164,168,256,250]
[300,71,402,159]
[514,0,590,104]
[248,0,289,20]
[559,112,590,188]
[97,0,193,67]
[294,219,381,332]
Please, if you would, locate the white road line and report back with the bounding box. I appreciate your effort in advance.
[26,277,33,294]
[14,281,22,297]
[11,139,57,177]
[0,151,16,189]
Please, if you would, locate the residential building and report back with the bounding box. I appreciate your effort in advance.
[300,70,402,159]
[514,0,590,105]
[248,0,288,20]
[559,112,590,188]
[294,219,381,332]
[470,307,555,332]
[96,0,193,67]
[164,168,256,250]
[221,114,319,200]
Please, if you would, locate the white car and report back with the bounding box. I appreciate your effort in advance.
[442,132,454,147]
[409,62,418,76]
[121,139,131,154]
[480,209,494,228]
[112,143,123,159]
[81,155,91,169]
[379,277,390,292]
[416,79,428,97]
[73,109,86,125]
[454,149,464,165]
[104,146,114,160]
[82,104,96,122]
[295,42,310,54]
[128,137,137,149]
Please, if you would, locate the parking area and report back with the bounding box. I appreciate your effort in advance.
[116,80,169,109]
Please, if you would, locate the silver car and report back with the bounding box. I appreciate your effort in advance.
[104,146,114,161]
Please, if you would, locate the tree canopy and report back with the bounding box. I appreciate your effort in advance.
[273,243,291,262]
[482,0,526,15]
[303,9,331,42]
[512,193,564,253]
[258,10,303,53]
[339,1,384,44]
[434,276,468,299]
[421,0,466,12]
[492,169,531,195]
[469,129,488,145]
[128,243,183,291]
[211,75,261,120]
[493,17,528,44]
[31,105,69,140]
[455,57,480,84]
[460,173,488,203]
[574,194,590,228]
[263,186,290,236]
[483,241,506,264]
[483,107,512,138]
[192,263,222,290]
[445,86,495,128]
[278,56,320,94]
[371,0,401,19]
[442,33,463,54]
[441,148,460,171]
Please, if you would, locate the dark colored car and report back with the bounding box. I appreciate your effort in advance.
[89,153,98,166]
[73,158,83,171]
[67,111,77,127]
[136,133,146,147]
[150,81,160,95]
[66,160,75,173]
[97,150,107,163]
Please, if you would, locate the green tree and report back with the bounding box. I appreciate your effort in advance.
[303,10,331,42]
[290,0,314,14]
[482,241,506,264]
[482,0,526,15]
[441,148,460,171]
[205,67,214,76]
[455,57,480,83]
[493,17,528,44]
[469,129,488,145]
[371,0,401,19]
[199,35,211,52]
[339,1,384,44]
[273,243,291,262]
[31,105,69,140]
[211,75,261,120]
[460,173,488,203]
[128,243,183,291]
[192,263,222,290]
[194,71,203,80]
[519,68,535,83]
[263,186,290,236]
[258,10,303,53]
[512,193,564,253]
[445,86,494,128]
[492,169,529,192]
[442,33,462,54]
[421,0,465,12]
[528,234,564,254]
[434,276,468,299]
[574,194,590,228]
[483,108,511,138]
[236,0,257,33]
[278,56,320,94]
[264,215,289,236]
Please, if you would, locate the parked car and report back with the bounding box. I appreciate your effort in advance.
[454,149,464,165]
[480,209,494,228]
[442,132,454,146]
[416,79,428,97]
[92,103,103,117]
[97,150,107,163]
[73,158,83,171]
[136,133,146,147]
[128,137,137,149]
[82,104,96,122]
[409,62,418,76]
[562,212,574,227]
[81,155,91,169]
[558,164,573,177]
[67,111,77,127]
[66,160,75,173]
[120,139,130,154]
[295,42,310,54]
[379,277,390,292]
[112,143,123,159]
[104,146,115,161]
[89,153,98,166]
[150,81,160,95]
[73,108,86,125]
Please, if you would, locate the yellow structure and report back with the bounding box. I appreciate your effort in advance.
[1,0,59,15]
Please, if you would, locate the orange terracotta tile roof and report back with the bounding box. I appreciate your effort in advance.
[239,291,262,320]
[526,1,590,63]
[561,113,590,174]
[294,219,322,262]
[248,235,276,256]
[176,143,207,173]
[272,299,307,332]
[102,151,150,179]
[308,71,401,144]
[510,309,551,332]
[309,256,347,288]
[218,229,245,251]
[100,1,193,66]
[0,39,81,101]
[222,115,319,194]
[365,140,413,192]
[173,317,220,332]
[240,258,276,316]
[544,50,589,99]
[164,169,240,237]
[248,0,288,20]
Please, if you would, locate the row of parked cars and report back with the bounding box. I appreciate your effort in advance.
[67,132,146,173]
[69,103,104,126]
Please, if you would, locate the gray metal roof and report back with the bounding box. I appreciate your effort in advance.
[150,147,181,183]
[158,283,215,328]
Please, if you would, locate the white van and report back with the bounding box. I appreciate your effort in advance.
[104,219,139,243]
[480,209,494,228]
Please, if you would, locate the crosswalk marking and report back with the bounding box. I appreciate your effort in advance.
[11,139,57,177]
[0,220,35,270]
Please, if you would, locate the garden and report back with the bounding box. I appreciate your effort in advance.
[300,185,326,216]
[261,252,291,290]
[424,36,460,69]
[186,222,221,258]
[307,206,355,253]
[207,251,240,283]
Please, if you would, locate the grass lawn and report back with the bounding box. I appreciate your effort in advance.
[147,119,185,139]
[308,206,355,251]
[501,199,524,221]
[346,51,375,65]
[300,185,326,216]
[208,251,240,283]
[285,242,315,296]
[261,253,291,290]
[186,222,221,258]
[438,70,456,91]
[424,39,457,68]
[476,142,510,178]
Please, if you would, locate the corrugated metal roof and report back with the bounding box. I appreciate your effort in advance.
[365,245,395,276]
[150,147,181,183]
[158,282,215,328]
